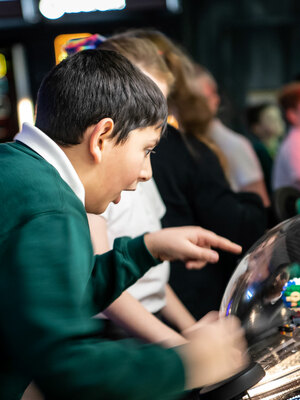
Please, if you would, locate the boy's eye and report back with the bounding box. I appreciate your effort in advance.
[145,149,156,156]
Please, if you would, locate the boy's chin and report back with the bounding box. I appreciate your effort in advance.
[86,194,121,214]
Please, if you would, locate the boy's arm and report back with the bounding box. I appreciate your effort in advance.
[89,216,242,345]
[89,214,187,346]
[143,226,242,269]
[92,234,161,310]
[2,212,248,398]
[89,212,161,310]
[102,291,187,347]
[90,217,249,389]
[92,225,242,310]
[1,212,185,400]
[160,284,196,332]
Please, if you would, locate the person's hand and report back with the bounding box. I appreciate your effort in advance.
[144,226,242,269]
[182,311,220,337]
[177,315,249,389]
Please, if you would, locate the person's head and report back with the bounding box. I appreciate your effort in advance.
[114,29,213,137]
[278,82,300,127]
[246,103,285,141]
[96,36,174,98]
[115,29,232,175]
[193,64,220,116]
[35,49,168,213]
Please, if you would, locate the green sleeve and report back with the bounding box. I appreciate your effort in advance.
[0,212,185,400]
[92,235,161,310]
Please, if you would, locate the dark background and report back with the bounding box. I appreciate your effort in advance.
[1,0,300,136]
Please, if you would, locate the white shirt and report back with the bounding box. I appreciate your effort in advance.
[209,119,263,191]
[102,179,170,313]
[272,127,300,191]
[15,123,85,204]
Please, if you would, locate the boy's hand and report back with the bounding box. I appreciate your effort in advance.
[144,226,242,269]
[182,311,220,337]
[177,315,249,389]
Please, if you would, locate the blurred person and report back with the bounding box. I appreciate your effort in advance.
[245,103,284,158]
[0,48,247,400]
[116,29,267,319]
[193,65,270,207]
[273,82,300,191]
[245,103,285,194]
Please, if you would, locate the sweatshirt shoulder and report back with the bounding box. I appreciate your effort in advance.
[0,143,83,231]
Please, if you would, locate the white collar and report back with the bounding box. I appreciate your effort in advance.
[15,123,85,205]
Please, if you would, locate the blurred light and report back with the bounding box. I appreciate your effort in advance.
[225,299,233,316]
[12,44,34,130]
[39,0,64,19]
[39,0,126,20]
[12,44,34,129]
[167,115,179,129]
[20,0,40,23]
[54,33,91,65]
[166,0,181,13]
[0,54,7,79]
[17,98,35,128]
[246,289,254,300]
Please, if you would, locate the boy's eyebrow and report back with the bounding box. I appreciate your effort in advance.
[149,138,160,147]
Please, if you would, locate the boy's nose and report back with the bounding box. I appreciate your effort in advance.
[139,158,152,182]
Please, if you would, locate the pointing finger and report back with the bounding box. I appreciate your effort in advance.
[198,229,242,254]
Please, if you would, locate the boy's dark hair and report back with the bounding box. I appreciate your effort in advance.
[35,49,168,146]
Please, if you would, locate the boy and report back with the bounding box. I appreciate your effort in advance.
[0,49,246,399]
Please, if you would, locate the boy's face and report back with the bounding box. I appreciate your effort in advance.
[90,125,161,214]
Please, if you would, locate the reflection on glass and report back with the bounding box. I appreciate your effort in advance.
[221,215,300,398]
[243,350,300,399]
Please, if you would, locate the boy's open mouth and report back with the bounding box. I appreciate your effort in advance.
[113,194,121,204]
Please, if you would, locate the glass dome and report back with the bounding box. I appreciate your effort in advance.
[220,215,300,398]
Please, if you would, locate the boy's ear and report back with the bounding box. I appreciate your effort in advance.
[89,118,114,163]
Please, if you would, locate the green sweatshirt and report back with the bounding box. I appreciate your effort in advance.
[0,141,185,400]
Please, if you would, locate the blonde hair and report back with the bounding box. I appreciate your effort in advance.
[116,29,228,174]
[98,36,174,93]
